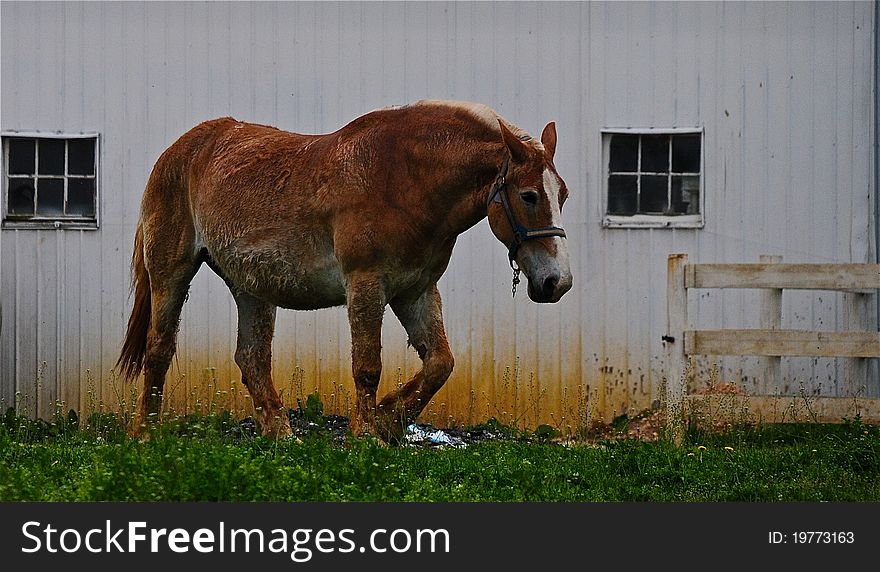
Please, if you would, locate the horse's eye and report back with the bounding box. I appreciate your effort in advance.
[520,190,539,206]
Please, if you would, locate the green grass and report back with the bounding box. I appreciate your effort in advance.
[1,409,878,501]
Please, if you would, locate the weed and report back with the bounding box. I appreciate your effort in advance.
[533,424,560,443]
[295,392,324,425]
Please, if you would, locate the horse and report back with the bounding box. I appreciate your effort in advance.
[116,99,573,441]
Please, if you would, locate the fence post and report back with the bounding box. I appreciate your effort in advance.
[666,253,688,444]
[843,291,869,396]
[759,255,783,395]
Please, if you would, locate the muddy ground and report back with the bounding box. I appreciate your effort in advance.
[236,407,667,447]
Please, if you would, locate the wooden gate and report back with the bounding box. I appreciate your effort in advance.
[665,253,880,443]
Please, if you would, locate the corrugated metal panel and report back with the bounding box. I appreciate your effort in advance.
[0,1,875,424]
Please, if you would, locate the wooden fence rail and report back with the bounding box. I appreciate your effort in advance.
[665,254,880,443]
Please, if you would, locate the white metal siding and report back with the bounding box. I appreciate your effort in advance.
[1,1,876,423]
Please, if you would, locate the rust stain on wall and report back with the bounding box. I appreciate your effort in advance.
[152,338,658,432]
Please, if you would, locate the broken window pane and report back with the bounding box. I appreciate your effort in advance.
[68,139,96,175]
[609,135,638,172]
[608,174,637,215]
[38,139,65,175]
[67,178,95,216]
[672,175,700,214]
[641,135,669,173]
[36,178,64,216]
[8,179,35,214]
[8,139,35,174]
[640,175,668,213]
[672,135,701,173]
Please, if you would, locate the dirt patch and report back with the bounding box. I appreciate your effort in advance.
[234,408,671,446]
[586,409,666,443]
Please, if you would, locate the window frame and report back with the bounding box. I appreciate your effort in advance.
[2,131,100,230]
[600,127,704,229]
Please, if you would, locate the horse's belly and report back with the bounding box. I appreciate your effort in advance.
[269,260,347,310]
[211,246,347,310]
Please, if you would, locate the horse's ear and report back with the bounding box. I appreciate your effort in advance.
[541,122,557,161]
[498,119,529,164]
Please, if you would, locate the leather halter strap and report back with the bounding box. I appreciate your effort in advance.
[487,155,568,266]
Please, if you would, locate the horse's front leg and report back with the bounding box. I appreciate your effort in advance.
[345,273,386,438]
[377,284,454,442]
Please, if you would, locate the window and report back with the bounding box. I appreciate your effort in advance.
[2,133,99,229]
[602,128,703,228]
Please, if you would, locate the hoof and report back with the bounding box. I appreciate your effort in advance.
[348,415,373,438]
[348,418,390,446]
[350,413,409,445]
[263,421,294,440]
[128,425,149,441]
[375,414,407,445]
[258,408,295,439]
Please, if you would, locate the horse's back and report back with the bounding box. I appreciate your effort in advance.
[139,103,502,308]
[157,118,346,309]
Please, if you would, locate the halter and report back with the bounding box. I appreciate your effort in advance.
[487,155,567,296]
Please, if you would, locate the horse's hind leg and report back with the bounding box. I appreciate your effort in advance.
[137,258,200,429]
[377,284,454,442]
[232,290,292,438]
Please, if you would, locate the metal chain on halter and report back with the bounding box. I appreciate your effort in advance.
[511,264,521,297]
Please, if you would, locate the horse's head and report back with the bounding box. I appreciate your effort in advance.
[487,120,573,303]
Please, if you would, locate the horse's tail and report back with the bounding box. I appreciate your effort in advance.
[117,220,151,381]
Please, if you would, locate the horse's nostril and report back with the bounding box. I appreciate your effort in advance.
[542,274,559,297]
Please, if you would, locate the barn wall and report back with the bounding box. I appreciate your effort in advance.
[1,1,876,425]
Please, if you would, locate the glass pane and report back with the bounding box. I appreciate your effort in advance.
[36,178,64,216]
[8,179,35,214]
[8,139,36,174]
[68,138,96,175]
[67,178,95,216]
[672,175,701,214]
[608,174,637,215]
[609,135,638,172]
[641,135,669,173]
[38,139,65,175]
[672,134,701,173]
[640,175,668,213]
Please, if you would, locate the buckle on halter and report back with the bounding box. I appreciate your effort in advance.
[489,176,506,205]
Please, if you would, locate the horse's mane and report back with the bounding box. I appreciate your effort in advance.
[391,99,545,152]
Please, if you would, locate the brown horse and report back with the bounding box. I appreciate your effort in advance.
[117,100,572,441]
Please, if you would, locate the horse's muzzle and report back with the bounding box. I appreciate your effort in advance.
[515,235,572,303]
[527,268,572,303]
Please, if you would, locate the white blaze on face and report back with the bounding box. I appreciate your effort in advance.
[542,169,570,263]
[542,169,563,225]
